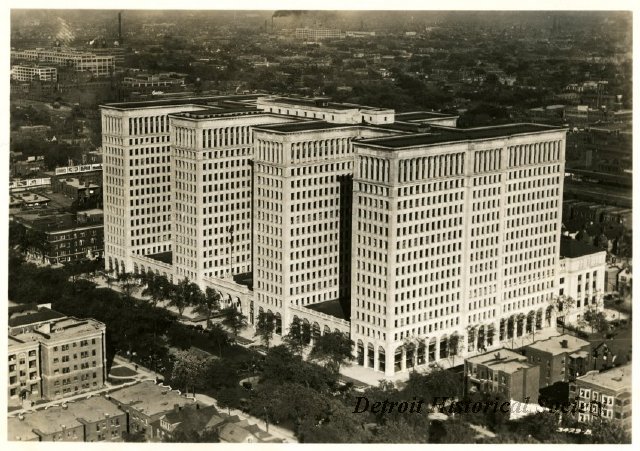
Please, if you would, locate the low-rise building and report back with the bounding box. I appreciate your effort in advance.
[12,211,104,264]
[154,404,221,441]
[107,381,195,440]
[11,64,57,82]
[522,334,592,388]
[557,237,606,324]
[7,396,126,442]
[571,364,631,429]
[465,348,540,404]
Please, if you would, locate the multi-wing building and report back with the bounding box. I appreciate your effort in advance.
[100,94,571,376]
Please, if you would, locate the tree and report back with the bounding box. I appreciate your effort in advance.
[142,273,172,308]
[193,287,221,328]
[549,295,576,332]
[220,306,248,339]
[117,272,141,301]
[170,349,213,397]
[308,330,354,373]
[587,417,631,444]
[374,418,428,443]
[284,316,307,355]
[207,323,230,357]
[216,386,242,415]
[447,332,463,366]
[255,311,276,348]
[583,305,609,335]
[169,278,203,318]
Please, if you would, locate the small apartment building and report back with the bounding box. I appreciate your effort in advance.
[9,305,107,402]
[107,381,195,440]
[571,364,631,429]
[8,335,42,404]
[522,334,592,388]
[36,317,107,400]
[465,348,540,404]
[557,237,606,324]
[7,396,126,442]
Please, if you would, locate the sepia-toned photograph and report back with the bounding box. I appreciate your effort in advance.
[5,5,633,444]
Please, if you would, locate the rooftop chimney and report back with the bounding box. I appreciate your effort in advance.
[561,339,569,349]
[174,404,180,412]
[494,352,501,361]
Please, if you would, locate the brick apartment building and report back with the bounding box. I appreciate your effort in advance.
[522,334,592,388]
[465,348,540,404]
[8,304,107,404]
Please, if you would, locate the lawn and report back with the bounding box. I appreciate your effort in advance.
[109,366,138,377]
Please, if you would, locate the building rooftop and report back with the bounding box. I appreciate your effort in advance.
[396,111,458,121]
[33,317,106,343]
[147,251,173,265]
[525,334,591,356]
[108,381,193,417]
[305,298,349,321]
[253,120,355,133]
[8,306,66,328]
[577,364,631,392]
[101,94,259,110]
[560,236,604,259]
[359,123,563,149]
[264,96,384,111]
[171,107,260,119]
[8,396,123,439]
[15,211,103,233]
[466,348,534,374]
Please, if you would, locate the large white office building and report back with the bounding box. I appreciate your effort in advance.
[101,94,577,376]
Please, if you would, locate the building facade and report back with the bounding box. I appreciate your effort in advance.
[11,64,57,82]
[101,95,569,377]
[522,334,592,388]
[465,348,540,404]
[8,306,107,403]
[11,48,115,77]
[350,124,566,375]
[557,237,607,324]
[571,364,631,429]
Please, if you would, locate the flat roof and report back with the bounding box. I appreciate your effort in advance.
[8,396,124,438]
[171,107,259,119]
[109,380,193,417]
[9,307,67,328]
[577,364,631,392]
[147,251,173,265]
[396,111,458,121]
[560,237,604,259]
[16,212,102,233]
[525,334,590,356]
[101,94,259,110]
[466,348,534,374]
[305,298,348,321]
[253,120,354,133]
[359,123,563,149]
